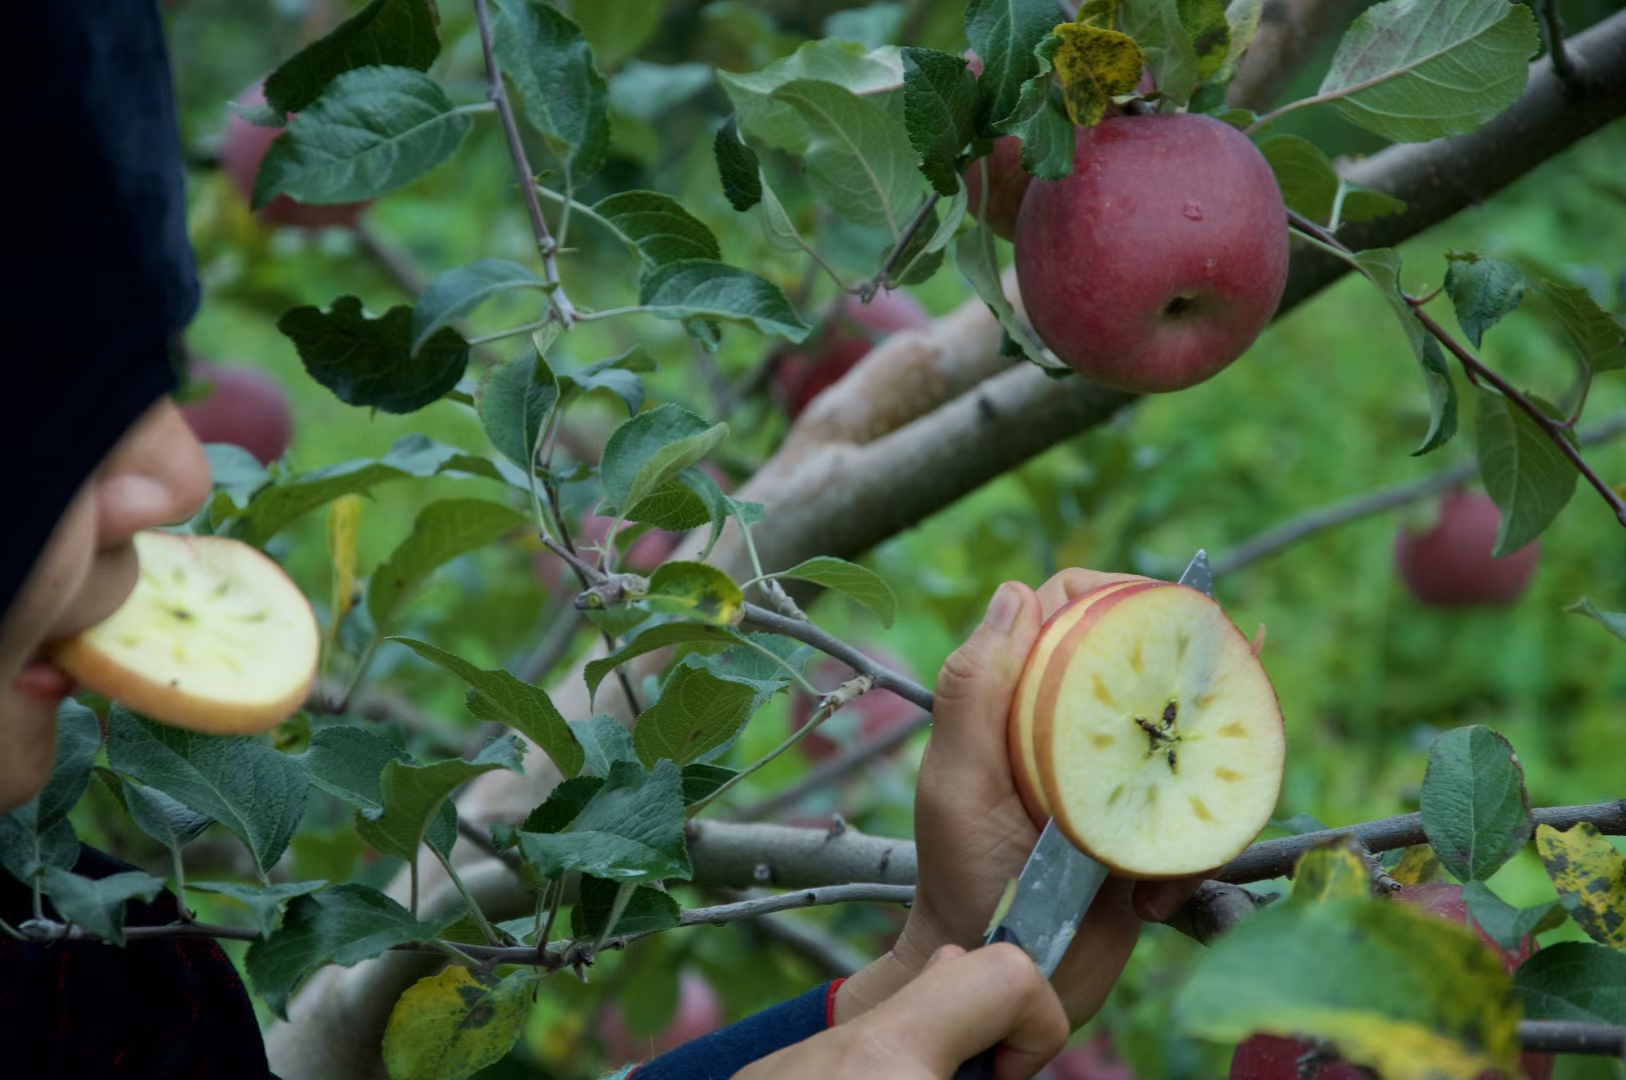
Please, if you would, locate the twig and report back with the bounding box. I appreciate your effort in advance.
[1207,412,1626,576]
[1518,1020,1626,1057]
[1542,0,1576,86]
[856,195,940,302]
[471,0,575,327]
[730,706,931,822]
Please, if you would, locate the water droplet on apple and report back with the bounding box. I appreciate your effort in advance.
[1183,202,1203,221]
[1203,257,1217,276]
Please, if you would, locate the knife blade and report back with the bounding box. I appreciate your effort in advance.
[951,552,1213,1079]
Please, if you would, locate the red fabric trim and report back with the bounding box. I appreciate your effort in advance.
[824,978,847,1028]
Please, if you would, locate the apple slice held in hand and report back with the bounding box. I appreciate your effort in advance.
[1011,582,1285,878]
[49,531,319,735]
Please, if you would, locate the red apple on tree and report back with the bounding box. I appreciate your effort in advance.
[597,970,724,1066]
[1393,492,1540,607]
[1014,113,1289,394]
[1042,1032,1140,1079]
[960,51,1033,241]
[180,360,294,465]
[788,647,921,763]
[220,80,372,229]
[773,291,930,417]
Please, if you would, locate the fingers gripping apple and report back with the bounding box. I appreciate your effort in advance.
[49,531,319,734]
[1011,582,1285,878]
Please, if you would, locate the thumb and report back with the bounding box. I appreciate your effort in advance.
[927,582,1041,782]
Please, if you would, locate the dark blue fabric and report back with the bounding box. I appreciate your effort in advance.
[629,981,836,1079]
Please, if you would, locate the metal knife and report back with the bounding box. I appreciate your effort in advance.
[951,550,1213,1080]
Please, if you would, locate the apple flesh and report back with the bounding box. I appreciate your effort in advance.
[774,291,930,417]
[180,361,294,466]
[48,531,319,734]
[1393,492,1539,607]
[788,647,920,762]
[1011,581,1285,878]
[598,970,724,1066]
[220,81,372,229]
[1014,113,1289,393]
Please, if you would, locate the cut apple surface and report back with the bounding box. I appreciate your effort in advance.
[50,531,319,735]
[1012,582,1284,878]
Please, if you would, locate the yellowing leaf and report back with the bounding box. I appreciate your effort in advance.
[1390,844,1445,886]
[1536,823,1626,950]
[1077,0,1119,29]
[1053,24,1145,128]
[1290,838,1371,904]
[326,494,362,633]
[383,966,536,1080]
[1179,0,1231,81]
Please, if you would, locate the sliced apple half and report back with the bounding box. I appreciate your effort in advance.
[49,531,319,735]
[1016,582,1284,878]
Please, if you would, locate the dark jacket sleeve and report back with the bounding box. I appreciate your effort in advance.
[626,979,845,1080]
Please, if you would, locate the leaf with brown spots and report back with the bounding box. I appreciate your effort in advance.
[1052,23,1145,127]
[1536,822,1626,951]
[1290,837,1371,905]
[383,966,536,1080]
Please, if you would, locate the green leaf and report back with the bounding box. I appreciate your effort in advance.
[719,39,904,153]
[570,875,681,938]
[584,623,747,704]
[1513,942,1626,1024]
[105,708,307,877]
[367,499,529,631]
[1314,0,1538,144]
[1217,0,1263,82]
[1420,726,1531,884]
[278,297,470,415]
[492,0,609,181]
[827,2,908,49]
[1460,881,1558,953]
[246,883,465,1018]
[1354,249,1458,456]
[641,562,745,626]
[1340,182,1408,223]
[1443,253,1527,349]
[1474,388,1576,555]
[520,775,605,835]
[634,661,759,768]
[713,116,763,211]
[901,48,978,198]
[1533,276,1626,375]
[262,0,441,116]
[611,61,714,122]
[622,470,715,533]
[569,716,639,777]
[1259,135,1342,224]
[39,867,165,947]
[1179,0,1231,82]
[412,260,550,356]
[769,79,926,237]
[600,404,727,517]
[392,638,584,778]
[699,632,814,698]
[1565,596,1626,644]
[357,737,526,861]
[773,556,898,627]
[572,0,662,65]
[594,191,722,271]
[190,880,327,938]
[33,701,101,833]
[1535,822,1626,951]
[1052,24,1145,128]
[639,260,811,342]
[255,67,470,206]
[965,0,1062,134]
[123,780,213,850]
[384,966,536,1080]
[954,223,1063,372]
[681,763,739,806]
[514,760,690,882]
[1173,898,1521,1079]
[231,435,507,547]
[476,346,558,472]
[303,726,409,811]
[1122,0,1203,107]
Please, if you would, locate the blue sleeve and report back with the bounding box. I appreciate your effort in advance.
[626,980,840,1080]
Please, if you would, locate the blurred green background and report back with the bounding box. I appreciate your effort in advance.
[125,0,1626,1076]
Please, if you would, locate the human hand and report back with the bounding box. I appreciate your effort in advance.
[836,570,1207,1028]
[734,944,1068,1080]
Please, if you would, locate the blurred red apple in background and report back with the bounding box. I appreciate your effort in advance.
[220,80,372,229]
[598,970,724,1066]
[1042,1032,1139,1079]
[180,361,293,465]
[788,647,920,762]
[774,291,930,417]
[1393,492,1539,607]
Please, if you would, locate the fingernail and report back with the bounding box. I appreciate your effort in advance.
[982,582,1020,632]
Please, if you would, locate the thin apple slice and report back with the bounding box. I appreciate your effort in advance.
[49,531,319,735]
[1032,583,1284,878]
[1008,580,1152,825]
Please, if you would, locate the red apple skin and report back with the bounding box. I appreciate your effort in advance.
[788,647,920,762]
[774,291,930,417]
[1042,1033,1140,1079]
[1393,493,1540,607]
[965,136,1031,241]
[179,362,294,465]
[1014,113,1289,393]
[221,81,372,229]
[598,970,725,1066]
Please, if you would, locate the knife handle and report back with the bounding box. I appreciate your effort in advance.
[951,1047,997,1080]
